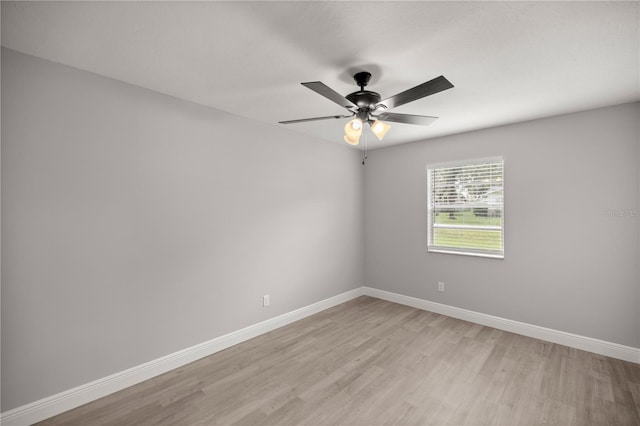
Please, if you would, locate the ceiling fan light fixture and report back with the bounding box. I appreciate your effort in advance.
[345,118,363,134]
[344,118,363,145]
[371,120,391,141]
[344,133,360,145]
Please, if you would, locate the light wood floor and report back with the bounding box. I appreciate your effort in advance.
[39,296,640,425]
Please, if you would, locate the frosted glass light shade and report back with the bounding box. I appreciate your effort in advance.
[371,120,391,141]
[344,133,360,145]
[345,118,363,136]
[344,118,362,145]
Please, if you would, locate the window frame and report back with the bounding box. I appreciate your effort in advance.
[426,157,505,259]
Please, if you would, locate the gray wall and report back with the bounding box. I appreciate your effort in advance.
[1,48,365,411]
[364,102,640,348]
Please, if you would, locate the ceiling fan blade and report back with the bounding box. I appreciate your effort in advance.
[376,112,438,126]
[301,81,357,109]
[377,76,453,110]
[279,114,353,124]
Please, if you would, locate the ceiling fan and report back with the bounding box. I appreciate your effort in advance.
[279,71,454,145]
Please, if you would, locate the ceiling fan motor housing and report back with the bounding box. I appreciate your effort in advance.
[346,90,381,111]
[347,71,381,114]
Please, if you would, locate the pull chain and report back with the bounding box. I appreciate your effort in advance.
[362,127,368,165]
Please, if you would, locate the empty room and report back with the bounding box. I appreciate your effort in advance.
[1,1,639,425]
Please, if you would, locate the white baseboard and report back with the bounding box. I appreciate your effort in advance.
[4,285,638,425]
[0,287,365,426]
[362,286,640,364]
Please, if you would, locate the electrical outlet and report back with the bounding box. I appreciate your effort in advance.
[263,294,270,307]
[438,282,445,292]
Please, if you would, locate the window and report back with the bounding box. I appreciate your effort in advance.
[427,157,504,258]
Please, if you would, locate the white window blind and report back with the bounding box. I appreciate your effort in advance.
[427,158,504,258]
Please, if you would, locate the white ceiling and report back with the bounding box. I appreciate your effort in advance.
[2,1,639,150]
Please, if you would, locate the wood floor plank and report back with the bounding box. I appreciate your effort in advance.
[37,296,640,425]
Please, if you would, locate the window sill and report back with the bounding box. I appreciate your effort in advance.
[428,247,504,259]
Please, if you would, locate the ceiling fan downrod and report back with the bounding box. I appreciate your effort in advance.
[353,71,371,91]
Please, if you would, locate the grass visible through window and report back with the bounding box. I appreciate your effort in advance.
[434,209,501,226]
[433,210,502,251]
